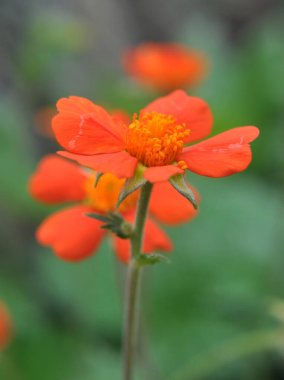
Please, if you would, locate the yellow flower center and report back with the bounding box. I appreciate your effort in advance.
[126,111,190,167]
[84,173,138,213]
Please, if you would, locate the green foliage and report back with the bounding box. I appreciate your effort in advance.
[18,10,88,85]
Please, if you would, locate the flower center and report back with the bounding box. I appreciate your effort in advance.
[126,111,189,167]
[84,173,138,213]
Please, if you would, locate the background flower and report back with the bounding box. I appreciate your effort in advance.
[0,302,12,351]
[123,42,207,91]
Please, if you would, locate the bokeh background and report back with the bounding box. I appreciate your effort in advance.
[1,0,284,379]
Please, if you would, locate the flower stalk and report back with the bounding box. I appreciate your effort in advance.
[123,182,153,380]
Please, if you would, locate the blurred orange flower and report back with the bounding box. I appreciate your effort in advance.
[123,42,207,91]
[34,106,57,138]
[52,91,259,184]
[110,109,130,126]
[29,155,198,262]
[0,302,12,351]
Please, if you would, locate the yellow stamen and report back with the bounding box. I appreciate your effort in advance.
[177,160,187,170]
[84,173,138,213]
[126,112,190,167]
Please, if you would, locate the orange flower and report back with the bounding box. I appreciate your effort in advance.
[34,106,57,138]
[123,42,207,91]
[0,302,12,351]
[52,90,259,184]
[110,109,130,126]
[29,155,198,262]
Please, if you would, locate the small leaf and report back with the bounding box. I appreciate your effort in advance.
[86,212,133,238]
[169,174,198,209]
[86,212,110,223]
[137,253,170,267]
[116,164,146,208]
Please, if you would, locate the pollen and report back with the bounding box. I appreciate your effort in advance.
[84,173,138,213]
[126,112,190,167]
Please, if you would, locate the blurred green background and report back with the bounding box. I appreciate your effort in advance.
[0,0,284,379]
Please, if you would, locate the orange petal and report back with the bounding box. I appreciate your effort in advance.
[144,165,184,183]
[0,302,12,351]
[144,90,213,143]
[150,181,199,225]
[179,126,260,177]
[29,155,86,204]
[52,96,126,154]
[113,236,131,264]
[36,205,105,261]
[143,218,173,253]
[58,150,138,178]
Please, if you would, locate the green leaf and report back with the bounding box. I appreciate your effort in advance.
[86,212,110,223]
[169,174,198,209]
[87,212,132,238]
[116,164,146,208]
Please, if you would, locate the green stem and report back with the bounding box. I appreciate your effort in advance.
[123,182,153,380]
[131,182,153,259]
[169,328,284,380]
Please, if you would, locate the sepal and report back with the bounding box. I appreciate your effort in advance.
[87,212,132,238]
[169,174,198,209]
[116,164,146,208]
[137,253,170,267]
[94,172,104,187]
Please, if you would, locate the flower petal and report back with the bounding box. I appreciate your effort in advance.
[113,236,131,263]
[144,165,184,183]
[150,181,199,225]
[58,150,138,179]
[143,218,173,253]
[144,90,213,143]
[36,205,105,261]
[29,155,86,204]
[179,126,260,177]
[52,96,126,154]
